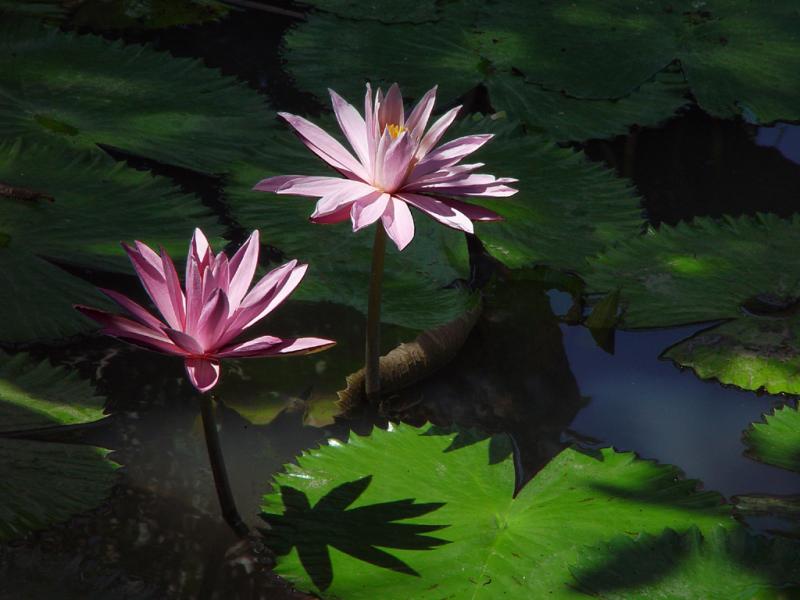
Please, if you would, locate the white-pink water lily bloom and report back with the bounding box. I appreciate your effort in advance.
[254,83,518,251]
[76,229,335,393]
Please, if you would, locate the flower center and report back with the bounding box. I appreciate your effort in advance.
[386,123,407,139]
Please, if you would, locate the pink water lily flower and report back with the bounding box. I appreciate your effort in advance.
[76,229,335,393]
[254,83,518,250]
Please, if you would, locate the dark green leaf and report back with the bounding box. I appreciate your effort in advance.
[0,139,223,343]
[0,20,275,173]
[0,352,118,542]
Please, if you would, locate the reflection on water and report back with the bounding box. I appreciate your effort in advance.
[563,322,800,498]
[757,123,800,165]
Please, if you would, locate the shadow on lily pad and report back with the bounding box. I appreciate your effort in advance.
[261,476,448,590]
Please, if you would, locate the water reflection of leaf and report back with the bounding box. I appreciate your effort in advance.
[262,476,448,590]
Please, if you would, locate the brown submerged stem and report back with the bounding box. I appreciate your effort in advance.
[200,393,249,538]
[365,223,387,403]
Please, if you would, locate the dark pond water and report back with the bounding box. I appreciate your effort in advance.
[3,3,800,599]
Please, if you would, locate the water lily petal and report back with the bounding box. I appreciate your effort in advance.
[312,187,381,220]
[123,241,182,330]
[184,358,220,393]
[218,335,335,358]
[410,173,519,197]
[412,134,494,180]
[98,288,165,331]
[279,112,369,181]
[253,175,375,198]
[163,328,203,355]
[406,162,485,186]
[440,198,504,221]
[330,88,371,171]
[397,193,474,234]
[160,247,186,330]
[415,105,461,159]
[351,193,391,232]
[380,131,416,192]
[75,306,183,355]
[378,83,404,130]
[382,197,415,250]
[310,203,353,224]
[364,83,378,163]
[404,85,438,139]
[222,261,307,342]
[227,230,260,312]
[196,289,230,351]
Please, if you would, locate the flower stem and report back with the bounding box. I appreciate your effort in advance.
[365,223,387,403]
[200,393,249,538]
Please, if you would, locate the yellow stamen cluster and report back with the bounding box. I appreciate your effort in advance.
[387,123,407,139]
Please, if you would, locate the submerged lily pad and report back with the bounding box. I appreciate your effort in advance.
[0,20,275,173]
[261,424,731,599]
[453,117,644,274]
[0,352,118,542]
[225,134,475,331]
[478,0,800,123]
[283,11,687,142]
[744,405,800,473]
[586,214,800,393]
[571,526,800,599]
[0,139,223,343]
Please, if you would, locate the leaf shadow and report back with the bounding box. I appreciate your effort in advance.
[261,475,449,591]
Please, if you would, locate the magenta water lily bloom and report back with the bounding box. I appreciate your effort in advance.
[76,229,335,393]
[254,83,518,250]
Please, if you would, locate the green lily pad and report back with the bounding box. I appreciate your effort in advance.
[301,0,437,22]
[283,11,687,142]
[571,526,800,599]
[0,352,118,542]
[663,317,800,395]
[586,214,800,393]
[261,424,731,599]
[586,215,800,326]
[487,69,690,141]
[478,0,800,123]
[477,0,679,99]
[744,405,800,473]
[0,20,275,174]
[284,10,482,108]
[453,117,644,274]
[0,139,223,343]
[225,133,475,331]
[67,0,228,30]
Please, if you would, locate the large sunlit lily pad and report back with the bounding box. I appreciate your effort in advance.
[261,423,731,599]
[586,214,800,393]
[0,139,223,343]
[478,0,800,123]
[744,405,800,473]
[0,352,118,542]
[283,11,687,142]
[225,134,475,331]
[0,20,275,173]
[453,117,644,274]
[571,526,800,598]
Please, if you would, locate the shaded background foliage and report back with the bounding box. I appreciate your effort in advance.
[1,0,800,598]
